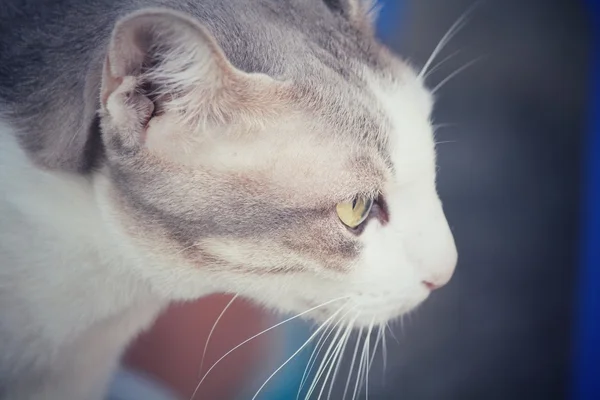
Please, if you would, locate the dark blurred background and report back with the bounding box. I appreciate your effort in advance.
[347,0,591,399]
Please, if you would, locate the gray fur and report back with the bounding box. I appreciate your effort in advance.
[0,0,390,268]
[0,0,384,172]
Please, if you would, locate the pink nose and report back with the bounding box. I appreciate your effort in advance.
[419,240,457,291]
[411,206,457,291]
[395,194,458,292]
[421,255,456,290]
[422,280,442,291]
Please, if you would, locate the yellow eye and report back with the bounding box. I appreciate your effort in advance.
[336,196,374,229]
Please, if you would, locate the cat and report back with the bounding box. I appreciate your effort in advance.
[0,0,457,398]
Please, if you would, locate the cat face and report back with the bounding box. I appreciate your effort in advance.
[95,4,456,328]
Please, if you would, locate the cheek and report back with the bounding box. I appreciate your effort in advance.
[279,217,360,271]
[330,220,429,325]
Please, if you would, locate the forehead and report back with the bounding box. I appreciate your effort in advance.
[143,53,433,207]
[174,67,434,202]
[286,64,437,188]
[177,111,390,205]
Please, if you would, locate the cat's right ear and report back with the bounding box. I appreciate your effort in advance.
[100,8,282,153]
[324,0,381,35]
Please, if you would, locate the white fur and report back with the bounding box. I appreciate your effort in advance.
[352,72,457,322]
[366,70,457,285]
[0,123,168,399]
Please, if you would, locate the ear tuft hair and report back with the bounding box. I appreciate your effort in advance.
[100,8,286,153]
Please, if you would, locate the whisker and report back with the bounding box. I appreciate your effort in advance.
[343,327,364,400]
[297,335,327,400]
[362,320,375,400]
[314,330,344,400]
[303,323,341,400]
[190,296,349,399]
[297,318,340,399]
[251,306,348,400]
[327,317,356,400]
[388,322,400,344]
[351,326,369,400]
[197,294,238,378]
[431,56,484,95]
[305,308,354,400]
[435,140,458,146]
[368,325,382,374]
[418,0,482,79]
[382,323,388,373]
[317,320,353,400]
[432,122,459,130]
[423,49,463,81]
[406,310,415,327]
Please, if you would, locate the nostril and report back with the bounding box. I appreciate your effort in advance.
[422,281,441,291]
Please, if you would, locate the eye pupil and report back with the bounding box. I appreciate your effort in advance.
[336,195,374,230]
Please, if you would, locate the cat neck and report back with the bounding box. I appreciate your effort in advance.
[0,122,173,336]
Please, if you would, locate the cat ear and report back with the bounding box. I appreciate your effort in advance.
[324,0,381,33]
[100,8,280,152]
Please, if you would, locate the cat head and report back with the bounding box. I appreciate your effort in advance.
[95,2,457,327]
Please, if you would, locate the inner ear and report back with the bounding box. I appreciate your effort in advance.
[99,8,284,154]
[100,8,228,110]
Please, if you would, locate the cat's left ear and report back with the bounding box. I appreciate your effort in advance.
[100,8,281,152]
